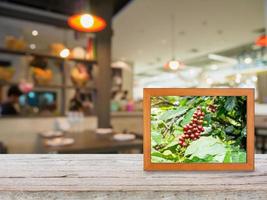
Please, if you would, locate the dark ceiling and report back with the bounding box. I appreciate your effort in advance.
[0,0,132,28]
[1,0,132,16]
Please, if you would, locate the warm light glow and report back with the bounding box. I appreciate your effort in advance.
[32,30,38,36]
[29,43,36,50]
[80,14,94,28]
[244,57,252,64]
[68,13,106,32]
[164,60,185,71]
[59,48,70,58]
[169,60,180,70]
[256,35,267,47]
[252,75,258,82]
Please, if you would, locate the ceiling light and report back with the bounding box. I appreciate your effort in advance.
[165,60,184,71]
[244,57,253,64]
[164,14,184,71]
[169,60,180,70]
[252,75,258,82]
[68,13,106,32]
[32,30,38,36]
[59,48,70,58]
[80,14,94,28]
[29,44,36,50]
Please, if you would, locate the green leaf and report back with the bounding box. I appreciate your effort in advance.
[151,131,162,145]
[224,97,237,111]
[163,150,173,156]
[241,127,247,137]
[231,151,246,163]
[180,108,196,126]
[185,155,214,163]
[202,126,212,135]
[226,117,241,126]
[151,156,174,163]
[151,151,163,157]
[173,128,183,137]
[223,150,232,163]
[179,98,188,106]
[151,151,176,163]
[204,113,212,124]
[185,136,226,163]
[163,139,178,150]
[225,126,234,134]
[159,107,187,121]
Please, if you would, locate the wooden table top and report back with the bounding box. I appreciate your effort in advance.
[0,154,266,199]
[35,131,143,153]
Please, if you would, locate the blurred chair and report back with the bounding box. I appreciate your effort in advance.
[255,128,267,154]
[0,141,8,154]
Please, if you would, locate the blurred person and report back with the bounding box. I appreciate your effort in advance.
[0,85,23,116]
[121,90,129,100]
[69,89,83,112]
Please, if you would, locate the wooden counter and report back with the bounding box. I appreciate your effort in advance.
[0,154,266,199]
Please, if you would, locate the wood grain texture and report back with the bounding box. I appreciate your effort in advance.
[0,154,266,199]
[143,88,254,171]
[0,154,264,191]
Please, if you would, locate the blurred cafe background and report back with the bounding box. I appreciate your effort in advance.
[0,0,267,154]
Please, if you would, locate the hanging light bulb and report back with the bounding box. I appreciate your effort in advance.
[168,60,180,70]
[59,48,70,58]
[68,13,106,32]
[165,60,184,71]
[244,57,253,64]
[80,14,94,28]
[164,14,183,71]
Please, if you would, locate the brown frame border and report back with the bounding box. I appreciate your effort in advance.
[143,88,254,171]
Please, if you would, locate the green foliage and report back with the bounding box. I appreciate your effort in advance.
[159,107,187,121]
[184,136,226,163]
[150,96,247,163]
[180,108,196,126]
[224,97,237,111]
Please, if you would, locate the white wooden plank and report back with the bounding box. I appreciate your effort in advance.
[0,154,266,199]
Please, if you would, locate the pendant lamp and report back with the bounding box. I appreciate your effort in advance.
[68,1,106,32]
[164,14,184,71]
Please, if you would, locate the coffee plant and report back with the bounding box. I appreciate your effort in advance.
[151,96,247,163]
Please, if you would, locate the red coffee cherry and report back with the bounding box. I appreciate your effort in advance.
[182,142,187,147]
[198,120,203,124]
[195,132,200,137]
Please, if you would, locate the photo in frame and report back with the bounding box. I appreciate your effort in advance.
[143,88,254,171]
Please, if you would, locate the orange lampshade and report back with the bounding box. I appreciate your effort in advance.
[68,13,106,32]
[256,35,267,47]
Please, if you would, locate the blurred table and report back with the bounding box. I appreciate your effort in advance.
[35,130,143,154]
[0,154,266,199]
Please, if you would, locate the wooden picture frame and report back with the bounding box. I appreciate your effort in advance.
[143,88,254,171]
